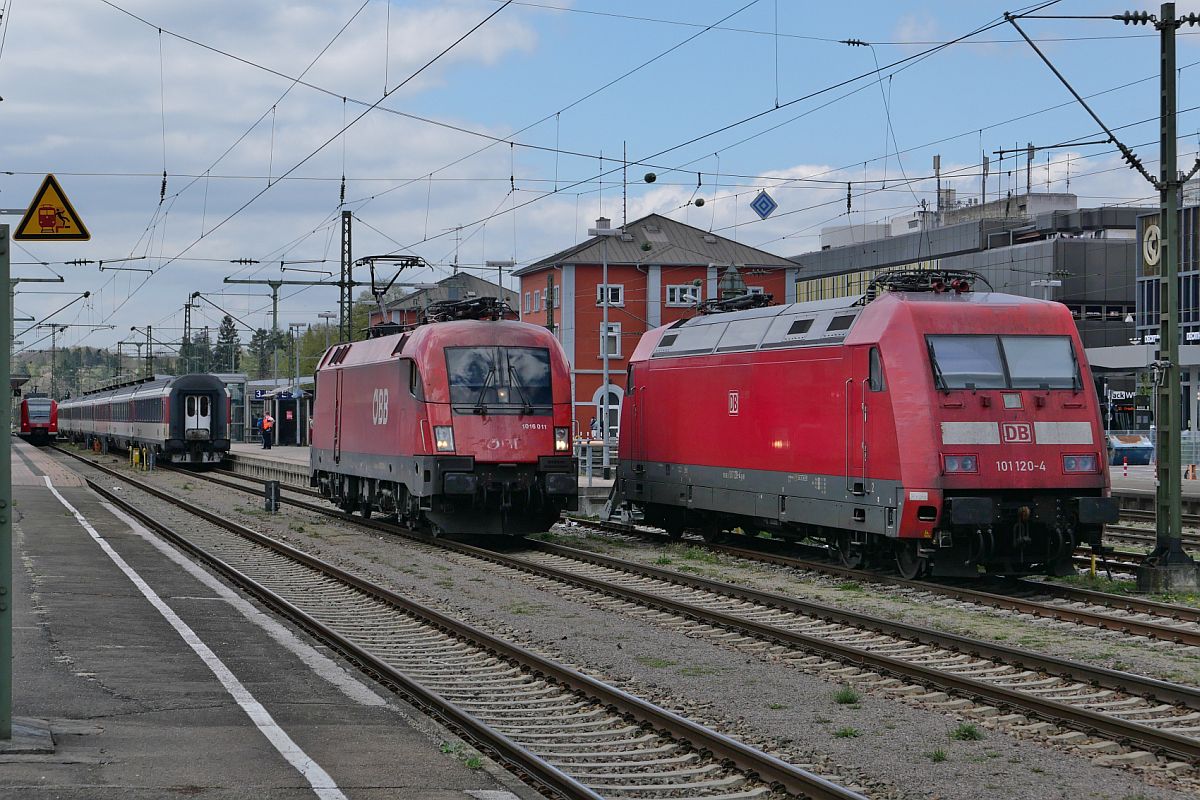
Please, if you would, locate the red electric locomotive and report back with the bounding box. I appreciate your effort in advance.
[18,394,57,445]
[616,270,1118,577]
[311,297,578,536]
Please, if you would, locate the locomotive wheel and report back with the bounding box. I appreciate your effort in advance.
[835,534,865,569]
[895,540,928,580]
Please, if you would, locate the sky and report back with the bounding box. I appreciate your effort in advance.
[2,0,1199,353]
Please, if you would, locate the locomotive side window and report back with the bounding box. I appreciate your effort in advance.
[1001,335,1078,389]
[869,347,886,392]
[786,319,813,336]
[926,336,1006,389]
[405,360,425,399]
[826,314,856,332]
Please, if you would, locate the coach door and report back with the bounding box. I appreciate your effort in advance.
[185,394,212,440]
[332,370,344,463]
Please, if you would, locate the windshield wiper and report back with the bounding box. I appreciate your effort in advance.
[473,367,496,415]
[507,365,535,414]
[927,342,947,390]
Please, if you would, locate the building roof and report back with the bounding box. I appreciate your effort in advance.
[515,213,797,276]
[380,272,517,312]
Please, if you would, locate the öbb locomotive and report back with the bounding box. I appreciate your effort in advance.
[58,374,232,465]
[17,394,57,445]
[616,271,1118,578]
[310,297,577,536]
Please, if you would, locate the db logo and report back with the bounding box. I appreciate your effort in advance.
[371,388,389,425]
[1001,422,1033,443]
[728,390,740,416]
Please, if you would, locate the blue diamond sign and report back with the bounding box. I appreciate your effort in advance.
[750,190,778,220]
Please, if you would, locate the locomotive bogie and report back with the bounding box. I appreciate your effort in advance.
[617,286,1118,577]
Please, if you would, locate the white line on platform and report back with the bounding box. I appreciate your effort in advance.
[99,500,387,708]
[43,476,349,800]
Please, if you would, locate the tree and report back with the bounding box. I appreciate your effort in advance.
[248,328,272,380]
[190,328,214,373]
[214,315,242,373]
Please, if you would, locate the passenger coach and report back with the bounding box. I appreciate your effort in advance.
[59,374,231,465]
[616,270,1118,578]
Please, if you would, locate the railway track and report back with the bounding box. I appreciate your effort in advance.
[1105,523,1200,551]
[56,447,863,800]
[58,447,1200,769]
[563,517,1200,648]
[1120,507,1200,527]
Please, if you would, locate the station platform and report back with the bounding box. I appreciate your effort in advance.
[4,439,533,799]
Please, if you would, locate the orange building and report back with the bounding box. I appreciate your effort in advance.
[514,213,797,437]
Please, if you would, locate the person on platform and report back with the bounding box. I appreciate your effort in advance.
[262,413,275,450]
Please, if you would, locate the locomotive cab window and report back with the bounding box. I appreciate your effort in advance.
[926,336,1006,389]
[446,346,553,412]
[927,334,1079,390]
[1001,335,1078,389]
[869,347,886,392]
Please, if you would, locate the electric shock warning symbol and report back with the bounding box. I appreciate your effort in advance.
[14,174,90,241]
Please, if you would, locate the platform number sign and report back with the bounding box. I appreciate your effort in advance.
[372,388,389,425]
[728,390,739,416]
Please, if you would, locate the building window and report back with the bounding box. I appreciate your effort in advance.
[533,290,541,312]
[748,286,765,296]
[666,284,700,306]
[524,292,531,314]
[552,286,560,308]
[601,323,622,357]
[596,284,624,307]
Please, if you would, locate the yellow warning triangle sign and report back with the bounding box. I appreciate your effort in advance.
[14,174,90,241]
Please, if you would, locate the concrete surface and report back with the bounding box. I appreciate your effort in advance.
[4,439,537,799]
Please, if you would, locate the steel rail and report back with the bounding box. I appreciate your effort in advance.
[568,516,1200,640]
[58,447,867,800]
[69,448,1200,763]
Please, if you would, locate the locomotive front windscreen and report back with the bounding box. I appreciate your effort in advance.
[446,346,553,411]
[927,335,1078,390]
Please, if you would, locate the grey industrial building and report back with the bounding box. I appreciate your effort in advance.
[788,195,1146,351]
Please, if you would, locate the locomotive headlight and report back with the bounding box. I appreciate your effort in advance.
[1063,454,1097,473]
[554,427,571,452]
[943,454,978,473]
[434,426,455,452]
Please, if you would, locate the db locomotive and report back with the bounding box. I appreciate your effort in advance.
[616,270,1118,578]
[310,297,577,536]
[58,374,232,465]
[17,394,57,445]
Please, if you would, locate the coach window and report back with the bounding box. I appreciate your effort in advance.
[869,347,886,392]
[187,396,197,416]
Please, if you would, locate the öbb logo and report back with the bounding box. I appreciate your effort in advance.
[371,388,389,425]
[1001,422,1033,444]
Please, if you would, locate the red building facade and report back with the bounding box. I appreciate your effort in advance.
[514,213,798,437]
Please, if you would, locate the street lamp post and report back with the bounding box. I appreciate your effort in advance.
[317,311,336,350]
[587,217,620,478]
